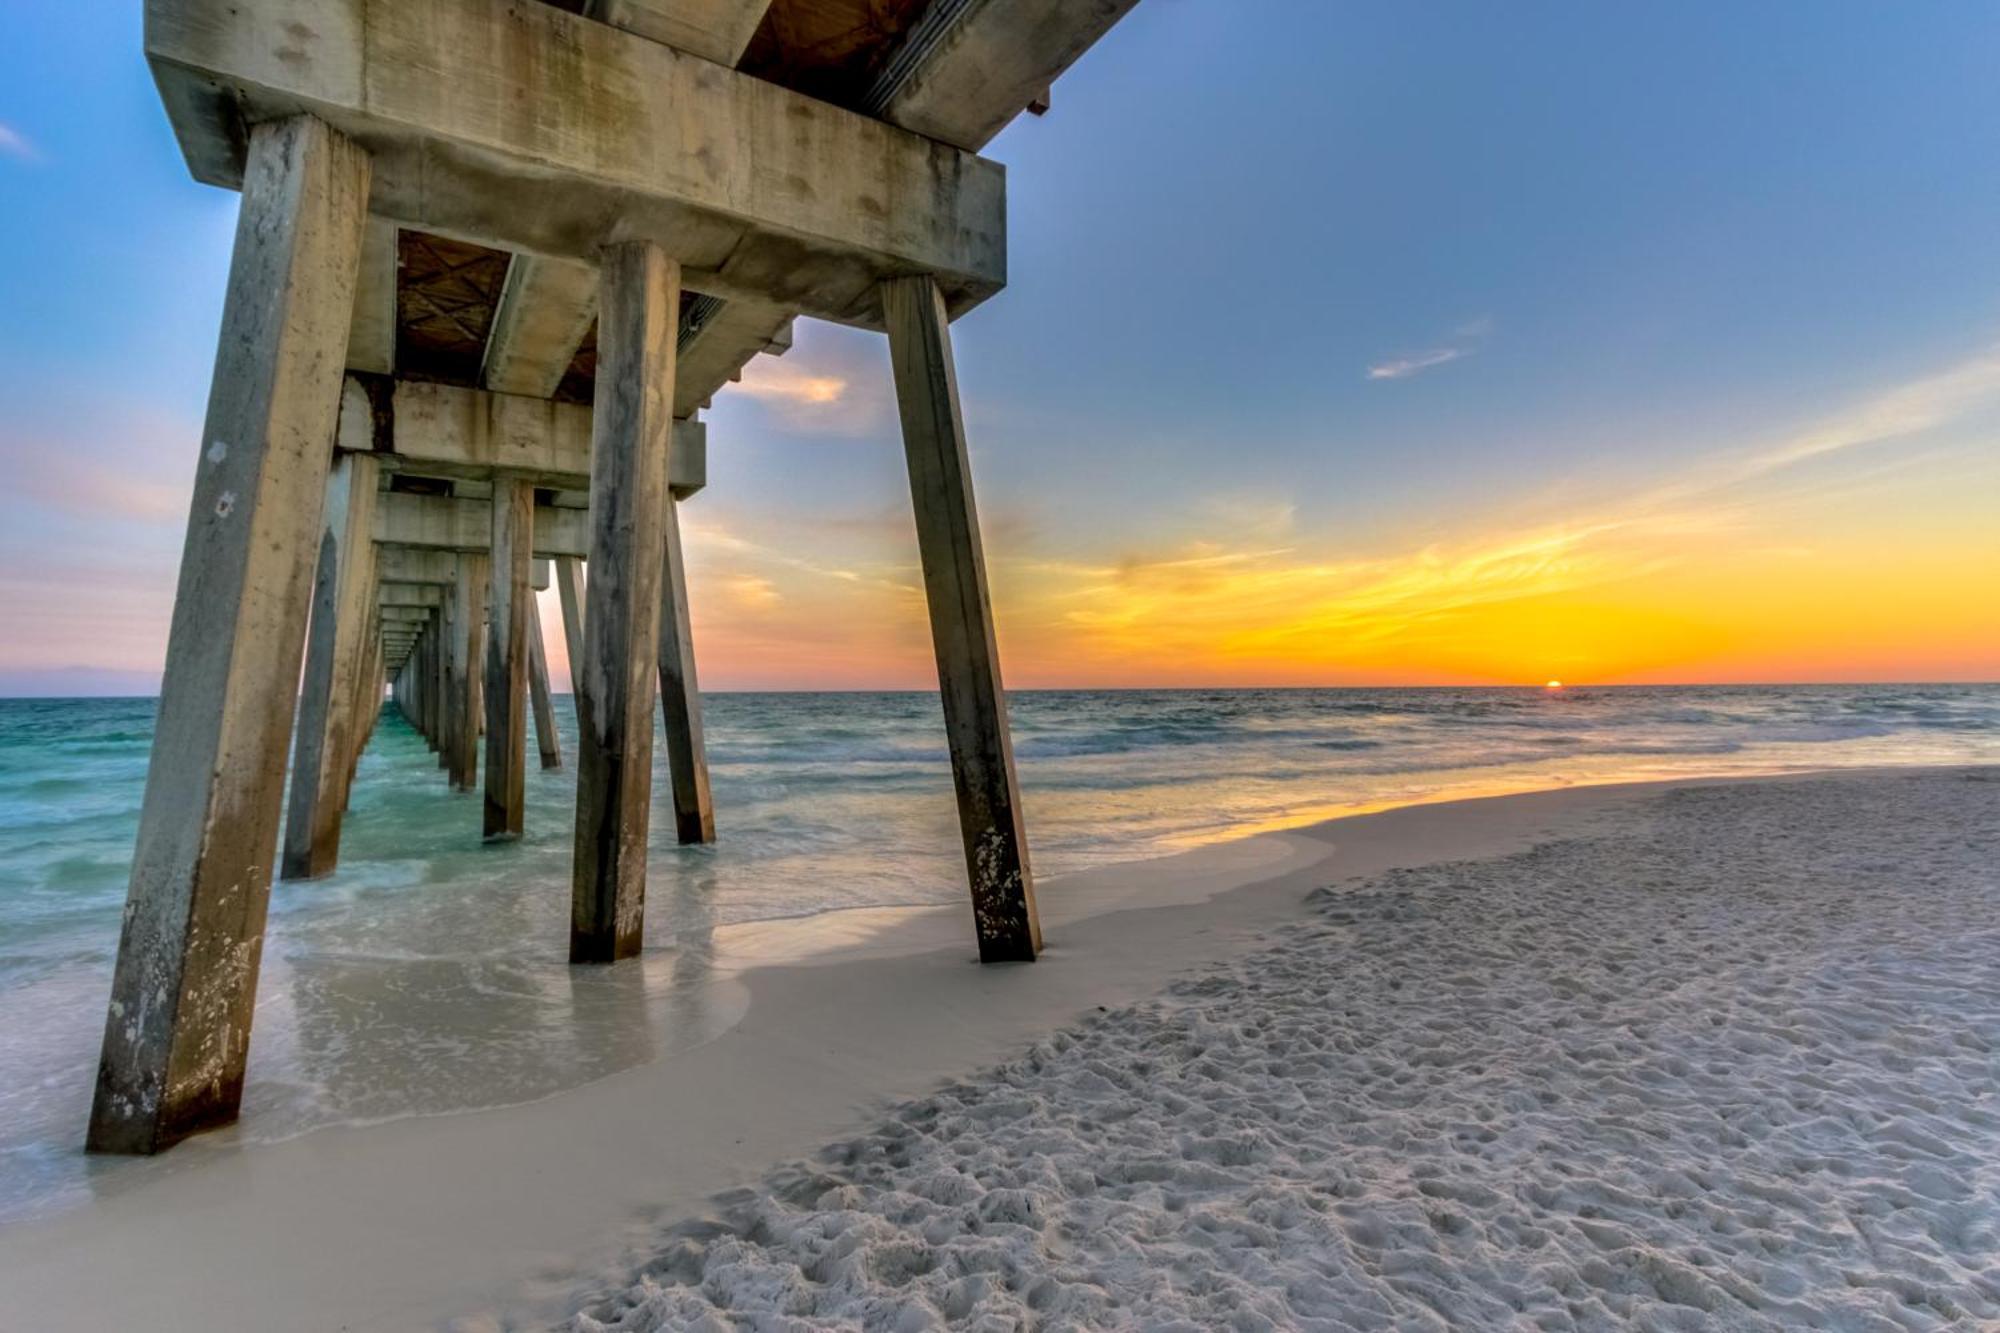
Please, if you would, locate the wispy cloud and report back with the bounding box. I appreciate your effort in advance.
[0,123,38,163]
[713,322,894,435]
[719,572,782,609]
[1367,347,1465,381]
[733,360,848,407]
[681,513,919,597]
[1367,315,1493,381]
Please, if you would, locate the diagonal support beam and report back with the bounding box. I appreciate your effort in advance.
[657,496,714,844]
[881,273,1040,963]
[528,596,563,770]
[555,557,587,720]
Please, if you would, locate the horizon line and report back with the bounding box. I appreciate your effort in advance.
[2,678,1996,703]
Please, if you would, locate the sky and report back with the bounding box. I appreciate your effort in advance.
[1,2,1997,694]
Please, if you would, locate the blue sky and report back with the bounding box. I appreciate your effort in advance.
[3,2,1997,691]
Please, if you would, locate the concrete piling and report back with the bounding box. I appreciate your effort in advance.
[657,495,715,844]
[447,554,488,791]
[283,451,380,881]
[483,481,533,838]
[570,242,676,963]
[528,597,563,770]
[881,274,1042,963]
[89,115,372,1154]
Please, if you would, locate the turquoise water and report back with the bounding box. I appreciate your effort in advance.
[1,684,1996,1220]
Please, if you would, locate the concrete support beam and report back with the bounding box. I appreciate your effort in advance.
[339,375,706,495]
[586,0,771,65]
[380,585,443,607]
[148,0,1007,325]
[528,596,563,771]
[480,256,598,399]
[282,450,381,881]
[571,242,675,963]
[880,274,1039,963]
[375,545,463,587]
[657,497,714,844]
[374,490,590,559]
[447,555,489,791]
[483,481,533,839]
[89,116,371,1155]
[870,0,1142,152]
[555,557,586,718]
[346,216,399,373]
[674,295,795,419]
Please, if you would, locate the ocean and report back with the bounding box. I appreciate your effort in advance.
[1,683,1995,1221]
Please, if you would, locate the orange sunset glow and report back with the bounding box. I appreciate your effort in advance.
[514,337,2000,694]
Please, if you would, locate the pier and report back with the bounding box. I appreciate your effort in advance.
[91,0,1139,1155]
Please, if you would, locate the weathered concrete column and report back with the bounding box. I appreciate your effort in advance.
[429,603,448,757]
[555,556,586,722]
[437,588,458,769]
[571,242,676,963]
[880,274,1040,963]
[407,624,426,742]
[448,554,489,791]
[88,116,371,1155]
[282,451,380,880]
[335,566,378,810]
[657,495,714,844]
[349,600,382,791]
[528,596,562,770]
[483,481,533,838]
[421,627,434,739]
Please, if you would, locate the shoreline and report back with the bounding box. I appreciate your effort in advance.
[0,764,1987,1329]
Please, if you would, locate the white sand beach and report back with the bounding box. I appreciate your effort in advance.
[3,768,1997,1330]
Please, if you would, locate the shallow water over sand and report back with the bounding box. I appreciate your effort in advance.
[1,685,1995,1221]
